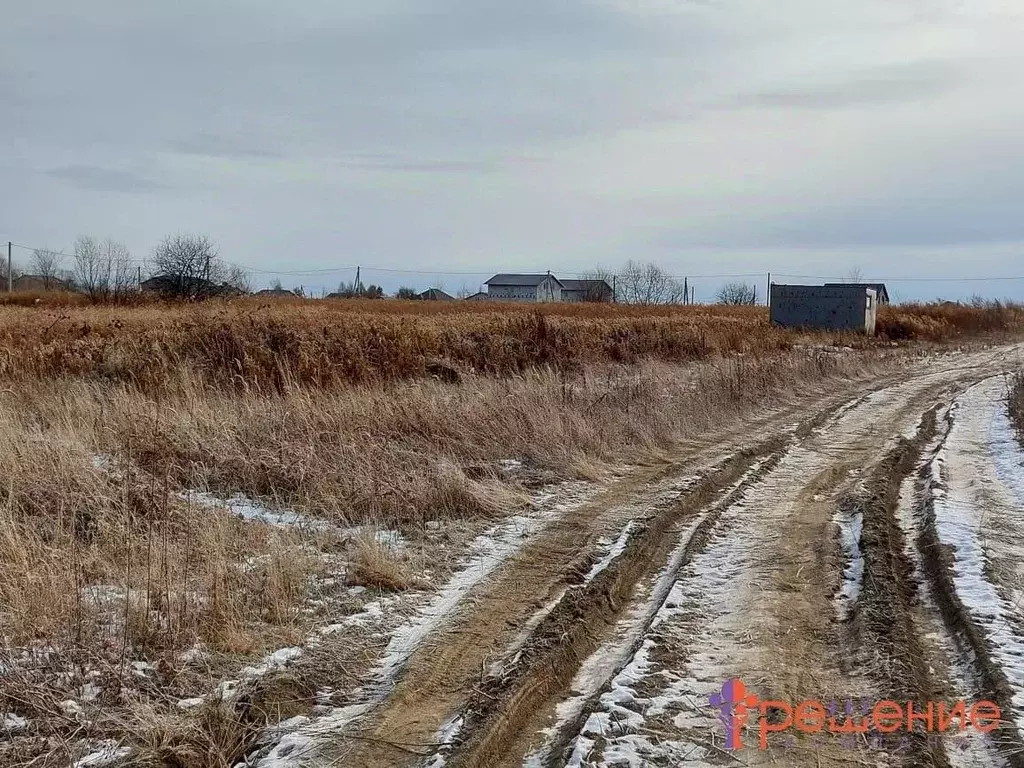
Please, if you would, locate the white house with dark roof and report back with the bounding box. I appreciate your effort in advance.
[484,273,563,302]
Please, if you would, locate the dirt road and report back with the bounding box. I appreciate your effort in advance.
[269,345,1024,767]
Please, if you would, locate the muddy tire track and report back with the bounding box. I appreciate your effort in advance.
[848,407,951,766]
[444,436,791,768]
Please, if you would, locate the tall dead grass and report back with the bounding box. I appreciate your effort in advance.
[1,298,1017,395]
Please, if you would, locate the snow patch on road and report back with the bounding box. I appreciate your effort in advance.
[834,504,864,620]
[581,522,636,585]
[930,379,1024,736]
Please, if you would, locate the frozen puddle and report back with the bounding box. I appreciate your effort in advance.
[930,378,1024,736]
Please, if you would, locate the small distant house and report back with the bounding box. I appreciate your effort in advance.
[770,284,878,334]
[485,273,562,302]
[142,274,245,298]
[560,278,614,303]
[418,288,455,301]
[11,274,74,292]
[255,287,297,298]
[464,291,489,301]
[824,283,890,305]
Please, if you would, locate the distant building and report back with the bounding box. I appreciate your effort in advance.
[485,273,563,302]
[464,291,489,301]
[418,288,455,301]
[255,287,297,298]
[142,274,245,298]
[824,283,890,305]
[11,274,74,292]
[770,284,878,334]
[560,278,614,303]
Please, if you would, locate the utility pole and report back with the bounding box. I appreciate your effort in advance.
[137,265,142,290]
[691,285,695,305]
[6,242,11,293]
[766,272,771,306]
[354,265,361,294]
[612,274,617,303]
[684,276,689,305]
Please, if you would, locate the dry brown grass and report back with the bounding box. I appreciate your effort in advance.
[347,533,424,592]
[1,297,1017,395]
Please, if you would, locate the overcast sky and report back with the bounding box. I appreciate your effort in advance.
[4,1,1024,299]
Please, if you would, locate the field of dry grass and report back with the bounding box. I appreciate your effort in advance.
[0,297,1019,394]
[0,298,1021,766]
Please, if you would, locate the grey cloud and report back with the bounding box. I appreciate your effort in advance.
[169,134,282,159]
[734,61,965,110]
[46,165,168,193]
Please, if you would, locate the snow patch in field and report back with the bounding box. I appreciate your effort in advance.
[241,646,303,678]
[2,713,27,732]
[73,741,132,767]
[182,491,341,534]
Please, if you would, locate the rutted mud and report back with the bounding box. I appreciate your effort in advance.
[277,345,1024,768]
[448,442,789,768]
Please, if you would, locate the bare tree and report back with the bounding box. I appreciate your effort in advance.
[104,239,136,301]
[150,234,243,299]
[396,286,418,299]
[579,268,617,302]
[73,236,106,300]
[616,261,685,305]
[717,281,757,305]
[31,249,64,289]
[73,236,136,301]
[225,264,251,294]
[845,267,864,283]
